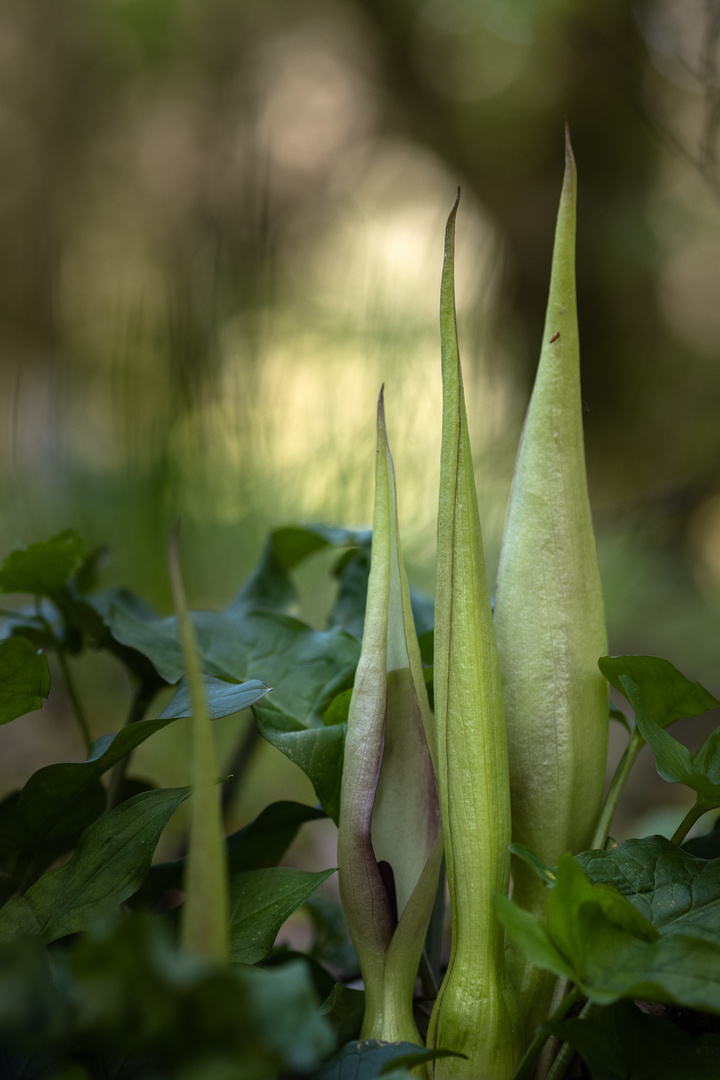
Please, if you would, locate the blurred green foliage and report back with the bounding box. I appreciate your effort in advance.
[0,0,718,834]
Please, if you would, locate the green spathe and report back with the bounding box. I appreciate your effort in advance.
[337,389,441,1046]
[427,192,519,1080]
[494,133,608,1042]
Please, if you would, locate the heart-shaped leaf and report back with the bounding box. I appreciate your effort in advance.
[599,655,719,728]
[577,833,720,942]
[496,855,720,1013]
[621,676,720,805]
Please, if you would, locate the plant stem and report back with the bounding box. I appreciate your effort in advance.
[671,800,716,845]
[510,987,581,1080]
[106,681,157,810]
[57,649,92,754]
[544,999,593,1080]
[220,717,261,820]
[590,730,644,850]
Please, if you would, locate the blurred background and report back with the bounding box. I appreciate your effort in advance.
[1,0,720,849]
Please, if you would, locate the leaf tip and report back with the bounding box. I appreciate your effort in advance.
[563,120,577,192]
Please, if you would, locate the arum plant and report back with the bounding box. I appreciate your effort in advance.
[493,131,608,1045]
[168,525,229,962]
[427,192,520,1080]
[337,388,443,1045]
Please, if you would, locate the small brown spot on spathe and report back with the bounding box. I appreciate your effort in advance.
[550,332,560,343]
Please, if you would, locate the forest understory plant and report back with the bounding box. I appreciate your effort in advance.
[0,133,719,1080]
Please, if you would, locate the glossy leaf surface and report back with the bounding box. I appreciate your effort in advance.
[496,855,720,1013]
[228,866,334,963]
[158,675,271,720]
[577,834,720,941]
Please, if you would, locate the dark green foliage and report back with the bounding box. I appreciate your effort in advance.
[495,855,720,1013]
[0,788,190,943]
[0,919,335,1078]
[312,1040,458,1080]
[1,527,720,1078]
[0,637,50,725]
[158,676,271,721]
[547,1000,720,1080]
[0,531,85,598]
[0,716,180,873]
[577,835,720,942]
[131,800,327,908]
[228,866,335,963]
[599,655,720,727]
[319,985,366,1046]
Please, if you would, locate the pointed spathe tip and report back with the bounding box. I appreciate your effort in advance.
[563,121,577,191]
[564,119,574,162]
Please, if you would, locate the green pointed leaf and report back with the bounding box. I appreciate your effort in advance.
[105,600,359,725]
[132,799,326,906]
[0,714,181,868]
[226,800,328,872]
[577,834,720,942]
[255,704,346,823]
[0,637,50,724]
[492,895,574,981]
[621,676,720,803]
[548,999,720,1080]
[327,545,370,638]
[228,524,371,619]
[228,866,334,963]
[158,676,271,720]
[0,531,85,596]
[0,779,107,883]
[498,855,720,1013]
[599,655,720,727]
[509,843,557,887]
[314,1040,438,1080]
[0,787,189,943]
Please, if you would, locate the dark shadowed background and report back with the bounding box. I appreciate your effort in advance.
[1,0,719,855]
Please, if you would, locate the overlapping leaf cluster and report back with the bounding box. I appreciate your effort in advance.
[1,147,720,1080]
